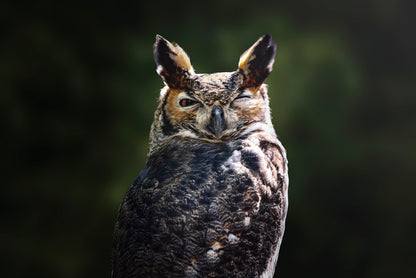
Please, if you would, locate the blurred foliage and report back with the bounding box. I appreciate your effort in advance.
[2,0,415,277]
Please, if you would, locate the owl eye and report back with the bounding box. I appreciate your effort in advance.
[179,98,198,107]
[234,91,253,101]
[235,95,251,100]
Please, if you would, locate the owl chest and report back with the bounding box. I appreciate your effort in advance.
[137,139,284,238]
[125,138,286,276]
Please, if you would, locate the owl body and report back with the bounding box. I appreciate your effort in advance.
[113,34,288,278]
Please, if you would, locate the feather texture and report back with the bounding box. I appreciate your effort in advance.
[113,34,288,278]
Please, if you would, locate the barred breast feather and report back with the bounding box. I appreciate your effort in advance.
[112,125,287,278]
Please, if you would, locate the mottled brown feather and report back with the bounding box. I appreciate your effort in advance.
[113,34,287,278]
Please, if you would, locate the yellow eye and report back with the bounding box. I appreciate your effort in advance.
[179,98,198,107]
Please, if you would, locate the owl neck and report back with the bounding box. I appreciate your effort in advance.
[147,121,277,159]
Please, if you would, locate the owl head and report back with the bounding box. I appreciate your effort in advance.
[150,34,277,146]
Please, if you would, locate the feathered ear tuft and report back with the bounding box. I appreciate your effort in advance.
[153,35,194,89]
[238,34,277,88]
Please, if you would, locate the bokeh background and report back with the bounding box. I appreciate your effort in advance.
[3,0,415,277]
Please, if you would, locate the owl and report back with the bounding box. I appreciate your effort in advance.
[112,34,288,278]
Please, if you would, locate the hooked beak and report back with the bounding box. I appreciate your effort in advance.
[208,105,225,138]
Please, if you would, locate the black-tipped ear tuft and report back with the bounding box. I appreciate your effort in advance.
[153,35,194,89]
[238,34,277,88]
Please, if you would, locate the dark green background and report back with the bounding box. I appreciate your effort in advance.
[3,0,415,277]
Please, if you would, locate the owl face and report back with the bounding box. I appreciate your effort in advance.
[152,34,277,143]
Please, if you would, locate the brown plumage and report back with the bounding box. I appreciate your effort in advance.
[112,34,288,278]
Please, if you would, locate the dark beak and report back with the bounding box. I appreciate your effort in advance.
[209,106,225,138]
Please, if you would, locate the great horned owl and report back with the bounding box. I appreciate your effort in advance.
[112,34,288,278]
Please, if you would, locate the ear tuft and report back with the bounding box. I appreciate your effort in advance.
[153,35,194,88]
[238,34,277,88]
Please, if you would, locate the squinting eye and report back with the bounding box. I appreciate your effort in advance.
[235,95,251,99]
[235,92,252,100]
[179,98,198,107]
